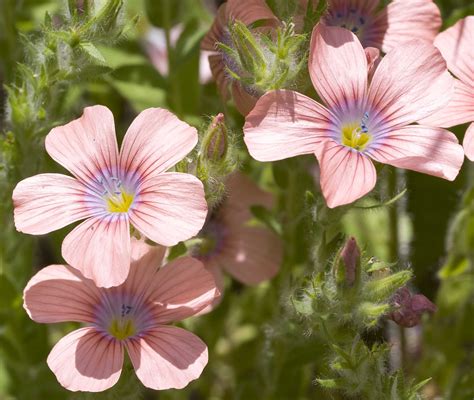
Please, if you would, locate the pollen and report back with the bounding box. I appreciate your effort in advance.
[106,191,134,213]
[108,318,136,340]
[341,123,371,151]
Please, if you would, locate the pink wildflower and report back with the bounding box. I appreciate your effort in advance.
[420,16,474,160]
[23,240,219,392]
[244,24,464,208]
[13,106,207,287]
[323,0,441,52]
[194,173,282,310]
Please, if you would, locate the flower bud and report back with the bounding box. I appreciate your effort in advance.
[334,237,360,287]
[203,113,227,163]
[388,287,437,328]
[217,21,306,100]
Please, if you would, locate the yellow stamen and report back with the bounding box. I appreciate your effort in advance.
[108,319,136,340]
[106,191,134,213]
[341,123,370,151]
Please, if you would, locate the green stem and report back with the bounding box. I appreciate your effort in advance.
[387,167,406,370]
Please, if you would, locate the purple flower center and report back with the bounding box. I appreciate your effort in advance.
[193,216,228,261]
[93,291,154,341]
[324,6,371,44]
[86,172,139,214]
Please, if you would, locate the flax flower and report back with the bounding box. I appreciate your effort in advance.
[201,0,278,115]
[244,24,464,208]
[420,16,474,160]
[194,173,282,308]
[13,106,207,287]
[23,240,219,392]
[323,0,441,52]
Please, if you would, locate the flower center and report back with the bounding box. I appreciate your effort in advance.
[193,217,227,260]
[341,113,371,151]
[107,304,136,340]
[325,7,369,42]
[98,176,135,213]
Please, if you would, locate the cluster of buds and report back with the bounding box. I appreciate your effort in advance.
[217,21,307,100]
[293,237,437,330]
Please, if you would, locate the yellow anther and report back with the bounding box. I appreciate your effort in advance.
[106,191,134,213]
[341,123,371,151]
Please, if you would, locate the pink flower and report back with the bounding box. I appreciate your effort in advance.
[420,16,474,160]
[23,240,219,392]
[13,106,207,287]
[323,0,441,53]
[201,0,279,115]
[194,173,282,310]
[244,24,464,208]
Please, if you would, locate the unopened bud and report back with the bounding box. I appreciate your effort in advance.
[203,113,227,162]
[388,287,437,328]
[334,237,360,287]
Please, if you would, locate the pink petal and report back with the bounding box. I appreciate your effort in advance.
[219,226,282,285]
[328,0,380,16]
[201,3,227,51]
[244,90,333,161]
[208,54,229,101]
[62,216,131,288]
[215,172,282,284]
[316,142,377,208]
[127,326,207,390]
[309,24,367,115]
[226,0,278,26]
[220,172,274,227]
[375,0,442,53]
[120,238,166,299]
[149,257,219,323]
[13,174,92,235]
[45,105,119,184]
[434,16,474,87]
[463,123,474,161]
[368,125,464,180]
[231,82,258,116]
[420,79,474,128]
[47,327,123,392]
[130,172,207,246]
[23,265,100,323]
[195,261,225,315]
[367,41,454,130]
[119,108,198,179]
[365,47,380,81]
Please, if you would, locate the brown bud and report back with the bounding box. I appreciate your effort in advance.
[388,287,437,328]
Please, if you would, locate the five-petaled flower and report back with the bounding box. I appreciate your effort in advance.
[243,24,464,208]
[193,173,282,311]
[23,239,219,392]
[13,106,207,287]
[420,16,474,160]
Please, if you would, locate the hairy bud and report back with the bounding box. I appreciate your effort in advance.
[217,21,307,99]
[336,237,360,286]
[203,113,227,163]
